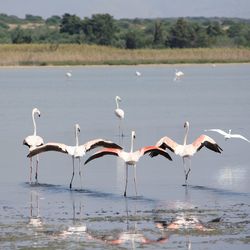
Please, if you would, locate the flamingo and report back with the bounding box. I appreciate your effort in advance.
[27,124,122,189]
[84,130,172,197]
[114,96,125,136]
[174,69,184,81]
[150,121,222,185]
[23,108,44,184]
[205,129,250,143]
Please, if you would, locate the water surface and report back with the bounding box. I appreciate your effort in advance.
[0,64,250,249]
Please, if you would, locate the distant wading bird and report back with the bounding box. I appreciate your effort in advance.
[150,121,222,185]
[84,130,172,197]
[27,124,122,189]
[65,71,72,78]
[23,108,44,184]
[174,69,184,81]
[114,96,125,137]
[205,129,250,143]
[135,71,142,76]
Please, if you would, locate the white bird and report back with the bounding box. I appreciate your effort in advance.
[65,72,72,78]
[205,129,250,143]
[27,124,122,189]
[85,130,172,197]
[151,121,222,185]
[174,69,184,81]
[114,96,125,137]
[135,71,141,76]
[23,108,44,184]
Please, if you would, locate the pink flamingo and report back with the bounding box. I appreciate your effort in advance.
[84,130,172,196]
[151,121,222,185]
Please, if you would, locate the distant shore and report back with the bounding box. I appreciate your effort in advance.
[0,44,250,66]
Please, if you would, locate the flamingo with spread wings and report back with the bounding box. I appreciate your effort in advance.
[151,121,222,185]
[85,130,172,197]
[27,124,122,189]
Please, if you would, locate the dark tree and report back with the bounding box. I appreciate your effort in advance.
[60,13,82,35]
[82,14,117,45]
[125,31,137,49]
[167,18,194,48]
[206,22,224,37]
[153,21,164,46]
[11,27,32,43]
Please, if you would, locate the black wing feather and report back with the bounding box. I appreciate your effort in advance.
[84,151,118,165]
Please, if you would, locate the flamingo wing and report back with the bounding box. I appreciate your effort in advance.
[192,135,223,153]
[84,148,121,165]
[27,142,68,157]
[83,139,122,152]
[141,146,172,161]
[155,136,179,153]
[205,129,228,137]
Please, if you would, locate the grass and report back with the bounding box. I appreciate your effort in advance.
[0,44,250,66]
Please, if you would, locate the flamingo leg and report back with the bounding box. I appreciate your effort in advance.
[120,119,124,137]
[124,164,128,197]
[133,165,138,196]
[118,119,120,137]
[78,158,83,189]
[118,118,124,137]
[29,158,32,184]
[183,157,191,185]
[118,119,122,137]
[35,155,39,183]
[186,158,191,181]
[70,157,75,189]
[182,157,188,185]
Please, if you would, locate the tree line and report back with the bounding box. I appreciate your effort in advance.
[0,13,250,49]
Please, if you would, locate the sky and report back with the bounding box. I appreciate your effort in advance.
[0,0,250,19]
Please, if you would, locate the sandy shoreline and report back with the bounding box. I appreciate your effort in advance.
[0,62,249,69]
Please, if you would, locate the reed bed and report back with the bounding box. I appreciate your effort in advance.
[0,44,250,66]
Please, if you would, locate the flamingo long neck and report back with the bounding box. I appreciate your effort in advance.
[183,126,189,146]
[130,134,134,152]
[75,127,79,146]
[32,111,37,136]
[116,98,120,109]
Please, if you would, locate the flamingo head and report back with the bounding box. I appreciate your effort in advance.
[115,96,121,102]
[184,121,189,129]
[132,130,136,139]
[75,124,81,133]
[33,108,41,117]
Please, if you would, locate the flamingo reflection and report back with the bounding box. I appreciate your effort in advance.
[95,199,168,248]
[28,191,43,228]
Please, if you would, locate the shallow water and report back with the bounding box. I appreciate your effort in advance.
[0,64,250,249]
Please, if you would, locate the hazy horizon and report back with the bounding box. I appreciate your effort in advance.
[1,0,250,19]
